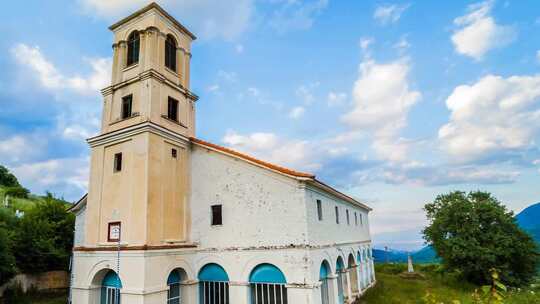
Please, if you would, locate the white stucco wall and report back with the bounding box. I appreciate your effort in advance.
[190,145,309,249]
[74,205,86,247]
[305,186,371,246]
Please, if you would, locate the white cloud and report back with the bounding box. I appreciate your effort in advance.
[439,74,540,162]
[79,0,254,41]
[235,44,244,54]
[269,0,329,33]
[373,4,410,25]
[327,91,347,106]
[359,37,374,51]
[342,58,421,162]
[222,130,320,172]
[207,84,220,92]
[247,87,260,97]
[0,136,35,163]
[11,157,89,199]
[451,0,516,60]
[536,50,540,64]
[11,44,111,95]
[393,35,410,53]
[288,106,305,119]
[217,70,238,83]
[295,82,319,105]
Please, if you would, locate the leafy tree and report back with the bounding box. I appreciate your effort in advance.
[0,165,21,187]
[4,186,30,199]
[11,194,75,273]
[423,191,539,287]
[0,208,17,285]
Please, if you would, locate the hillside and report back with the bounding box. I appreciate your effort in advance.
[516,202,540,243]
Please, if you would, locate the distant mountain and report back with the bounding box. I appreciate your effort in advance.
[515,202,540,244]
[373,248,408,263]
[412,245,439,263]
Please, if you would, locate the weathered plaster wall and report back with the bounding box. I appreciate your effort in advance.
[190,144,309,248]
[74,205,86,247]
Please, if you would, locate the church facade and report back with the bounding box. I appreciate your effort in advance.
[69,3,375,304]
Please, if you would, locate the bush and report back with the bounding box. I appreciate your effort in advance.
[423,191,539,287]
[3,186,30,199]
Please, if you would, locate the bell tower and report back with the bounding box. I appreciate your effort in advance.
[83,3,198,248]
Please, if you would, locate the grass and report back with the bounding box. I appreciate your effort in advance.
[0,290,68,304]
[358,264,540,304]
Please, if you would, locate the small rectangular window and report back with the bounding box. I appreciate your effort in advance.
[346,210,350,225]
[360,214,363,226]
[316,199,323,221]
[211,205,222,226]
[335,206,339,224]
[172,148,177,158]
[121,94,133,119]
[167,97,179,121]
[114,153,122,172]
[355,212,358,226]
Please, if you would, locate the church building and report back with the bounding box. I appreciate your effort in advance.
[69,3,375,304]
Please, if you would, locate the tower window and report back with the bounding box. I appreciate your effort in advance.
[167,97,179,121]
[121,94,133,119]
[114,153,122,172]
[316,199,323,221]
[126,31,140,66]
[165,35,177,71]
[355,212,358,226]
[335,206,339,224]
[346,209,350,225]
[211,205,222,226]
[172,148,177,158]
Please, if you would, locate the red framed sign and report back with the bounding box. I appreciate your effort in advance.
[108,221,121,242]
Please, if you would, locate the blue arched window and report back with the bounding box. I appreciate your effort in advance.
[167,269,186,304]
[249,264,287,304]
[319,261,331,304]
[101,270,121,304]
[198,263,229,304]
[336,257,345,304]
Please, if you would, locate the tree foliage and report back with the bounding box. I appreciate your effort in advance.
[11,193,75,273]
[423,191,539,287]
[0,165,21,187]
[0,208,17,285]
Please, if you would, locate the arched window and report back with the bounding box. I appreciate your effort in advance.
[167,269,186,304]
[165,35,177,71]
[348,254,359,293]
[357,251,364,289]
[336,257,345,304]
[249,263,287,304]
[198,263,229,304]
[319,261,331,304]
[126,31,140,66]
[101,270,121,304]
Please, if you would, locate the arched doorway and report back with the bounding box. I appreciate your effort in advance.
[249,263,288,304]
[100,270,121,304]
[348,254,359,294]
[336,256,345,304]
[167,268,187,304]
[198,263,229,304]
[357,251,363,290]
[319,261,331,304]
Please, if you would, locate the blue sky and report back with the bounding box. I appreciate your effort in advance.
[1,0,539,250]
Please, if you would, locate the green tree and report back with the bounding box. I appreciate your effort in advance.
[11,193,75,273]
[0,165,21,187]
[423,191,539,287]
[0,208,17,285]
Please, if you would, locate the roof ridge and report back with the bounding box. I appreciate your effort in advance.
[190,137,315,178]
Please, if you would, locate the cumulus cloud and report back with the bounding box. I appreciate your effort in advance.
[342,58,421,162]
[11,157,89,199]
[439,74,540,163]
[327,91,347,106]
[269,0,329,33]
[222,130,320,172]
[288,106,305,119]
[451,0,516,60]
[373,4,410,25]
[0,135,40,163]
[11,44,111,95]
[78,0,254,41]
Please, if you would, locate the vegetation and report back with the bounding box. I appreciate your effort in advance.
[359,264,540,304]
[423,191,539,286]
[0,165,75,287]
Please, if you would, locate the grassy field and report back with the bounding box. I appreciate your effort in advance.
[359,264,540,304]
